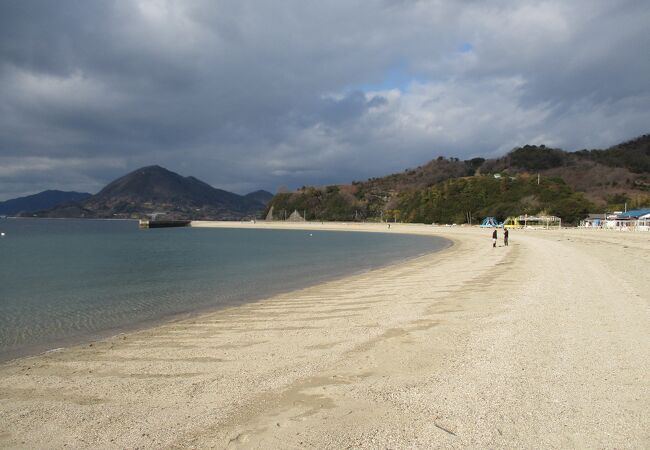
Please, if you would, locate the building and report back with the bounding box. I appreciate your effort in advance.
[580,214,606,228]
[503,214,561,229]
[638,213,650,231]
[605,209,650,230]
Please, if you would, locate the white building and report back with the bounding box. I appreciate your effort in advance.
[604,209,650,231]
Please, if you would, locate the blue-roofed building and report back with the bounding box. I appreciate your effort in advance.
[605,209,650,231]
[615,209,650,220]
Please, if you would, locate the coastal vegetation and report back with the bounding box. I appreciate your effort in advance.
[266,134,650,225]
[267,175,594,224]
[269,185,363,222]
[394,175,593,224]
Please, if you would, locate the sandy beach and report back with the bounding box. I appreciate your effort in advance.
[0,222,648,449]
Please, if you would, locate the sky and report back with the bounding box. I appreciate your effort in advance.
[1,0,649,200]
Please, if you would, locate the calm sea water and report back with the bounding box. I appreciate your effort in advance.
[0,219,447,361]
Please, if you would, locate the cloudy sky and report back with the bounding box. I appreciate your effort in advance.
[1,0,649,200]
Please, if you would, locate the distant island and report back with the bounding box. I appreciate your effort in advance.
[0,190,91,217]
[26,166,272,220]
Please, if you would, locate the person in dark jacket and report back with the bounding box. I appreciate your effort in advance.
[504,228,509,246]
[492,229,497,248]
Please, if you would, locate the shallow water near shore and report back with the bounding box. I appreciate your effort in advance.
[0,218,447,361]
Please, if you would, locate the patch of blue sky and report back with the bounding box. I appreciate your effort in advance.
[459,42,474,53]
[354,61,427,94]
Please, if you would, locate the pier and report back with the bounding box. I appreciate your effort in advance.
[138,219,191,229]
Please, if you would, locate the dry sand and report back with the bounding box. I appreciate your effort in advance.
[0,222,648,449]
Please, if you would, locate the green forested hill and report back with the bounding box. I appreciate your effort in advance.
[576,134,650,173]
[266,134,650,225]
[484,135,650,174]
[396,175,592,224]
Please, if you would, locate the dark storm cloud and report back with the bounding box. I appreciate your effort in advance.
[1,0,649,200]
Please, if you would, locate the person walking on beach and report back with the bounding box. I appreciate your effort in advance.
[504,228,509,246]
[492,229,497,248]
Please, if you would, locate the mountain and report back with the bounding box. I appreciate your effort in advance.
[266,134,650,225]
[0,190,91,216]
[245,190,274,206]
[483,136,650,205]
[576,134,650,173]
[37,166,265,220]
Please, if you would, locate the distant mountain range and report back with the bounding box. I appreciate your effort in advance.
[29,166,272,220]
[267,134,650,224]
[0,190,91,216]
[8,134,649,224]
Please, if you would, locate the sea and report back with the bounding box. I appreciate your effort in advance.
[0,218,448,361]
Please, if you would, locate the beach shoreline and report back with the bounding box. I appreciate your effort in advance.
[0,222,449,364]
[0,223,648,448]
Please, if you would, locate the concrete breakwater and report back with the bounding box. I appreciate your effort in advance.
[138,219,191,229]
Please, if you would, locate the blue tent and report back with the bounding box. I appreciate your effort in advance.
[480,217,502,227]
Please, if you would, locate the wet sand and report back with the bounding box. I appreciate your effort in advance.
[0,223,648,448]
